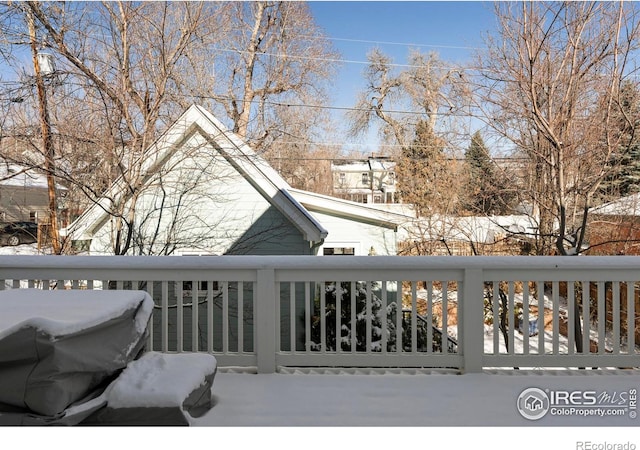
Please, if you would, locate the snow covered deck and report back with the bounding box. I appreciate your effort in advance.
[195,368,640,427]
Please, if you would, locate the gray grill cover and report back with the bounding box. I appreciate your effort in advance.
[0,289,153,423]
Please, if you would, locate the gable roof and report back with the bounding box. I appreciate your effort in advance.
[68,105,327,243]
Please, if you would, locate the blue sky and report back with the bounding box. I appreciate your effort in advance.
[308,1,498,151]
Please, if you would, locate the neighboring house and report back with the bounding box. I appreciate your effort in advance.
[0,162,66,224]
[67,105,414,257]
[588,193,640,255]
[332,156,397,204]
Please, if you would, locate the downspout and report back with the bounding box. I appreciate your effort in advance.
[310,238,325,255]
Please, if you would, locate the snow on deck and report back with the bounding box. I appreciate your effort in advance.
[194,369,640,428]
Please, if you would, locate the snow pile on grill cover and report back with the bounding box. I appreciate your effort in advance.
[108,352,217,408]
[0,289,152,340]
[81,352,218,426]
[0,289,153,424]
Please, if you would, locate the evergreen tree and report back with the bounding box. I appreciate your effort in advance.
[600,81,640,199]
[395,120,454,216]
[464,131,513,215]
[308,282,452,353]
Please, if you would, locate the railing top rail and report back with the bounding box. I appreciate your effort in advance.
[0,255,640,273]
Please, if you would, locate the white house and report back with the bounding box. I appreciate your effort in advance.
[331,156,396,204]
[67,105,414,256]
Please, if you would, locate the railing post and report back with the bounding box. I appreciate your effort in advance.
[462,268,484,373]
[256,268,277,374]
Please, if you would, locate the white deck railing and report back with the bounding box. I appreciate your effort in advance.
[0,255,638,373]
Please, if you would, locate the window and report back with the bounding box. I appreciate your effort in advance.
[29,211,37,223]
[323,247,355,256]
[339,172,346,185]
[361,172,370,184]
[388,172,395,185]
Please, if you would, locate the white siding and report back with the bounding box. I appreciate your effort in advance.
[310,210,398,256]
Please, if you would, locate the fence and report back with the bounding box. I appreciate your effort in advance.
[0,255,638,373]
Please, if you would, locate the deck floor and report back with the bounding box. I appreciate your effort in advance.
[193,368,640,427]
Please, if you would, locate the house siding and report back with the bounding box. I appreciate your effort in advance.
[309,210,398,256]
[0,185,49,222]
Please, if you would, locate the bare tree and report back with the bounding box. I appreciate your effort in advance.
[0,1,340,254]
[474,1,640,256]
[209,1,339,150]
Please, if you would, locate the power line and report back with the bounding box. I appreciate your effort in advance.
[211,47,479,71]
[301,35,483,51]
[196,93,482,119]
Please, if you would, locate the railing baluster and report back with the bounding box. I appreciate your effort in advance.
[597,281,605,355]
[304,282,311,352]
[442,281,448,354]
[145,280,154,352]
[493,281,499,354]
[222,281,229,354]
[320,280,326,353]
[396,280,402,353]
[426,281,433,354]
[177,281,183,353]
[613,282,620,355]
[192,280,199,352]
[335,281,341,353]
[162,281,169,353]
[552,281,559,355]
[366,281,373,353]
[238,281,244,354]
[508,281,514,355]
[207,281,213,353]
[290,281,296,354]
[568,281,575,355]
[522,281,530,355]
[410,281,417,353]
[537,281,544,355]
[351,281,357,352]
[628,282,635,352]
[381,281,388,354]
[582,281,590,354]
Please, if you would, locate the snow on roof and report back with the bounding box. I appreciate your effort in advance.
[0,162,67,190]
[0,289,153,339]
[591,193,640,216]
[331,158,396,172]
[410,214,539,243]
